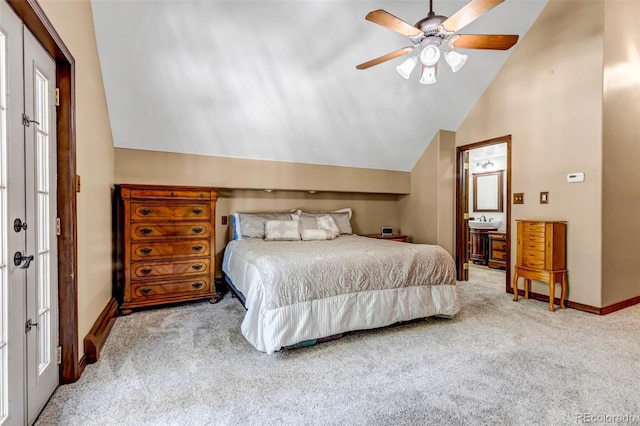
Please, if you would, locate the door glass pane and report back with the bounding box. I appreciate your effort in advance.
[0,30,9,422]
[34,69,50,372]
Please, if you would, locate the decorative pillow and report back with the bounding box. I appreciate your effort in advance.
[237,212,293,239]
[301,228,336,241]
[264,220,301,241]
[300,210,352,234]
[231,213,241,240]
[316,215,340,238]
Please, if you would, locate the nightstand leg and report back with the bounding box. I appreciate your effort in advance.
[548,279,555,312]
[524,279,530,299]
[513,272,519,302]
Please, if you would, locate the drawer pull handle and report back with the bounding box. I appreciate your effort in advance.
[192,209,203,215]
[140,208,152,215]
[140,228,153,235]
[192,227,204,234]
[141,268,153,275]
[192,264,203,271]
[192,282,203,289]
[141,288,151,295]
[192,246,203,252]
[140,248,152,255]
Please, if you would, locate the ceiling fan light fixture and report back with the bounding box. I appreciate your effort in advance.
[419,44,440,66]
[445,51,467,73]
[419,65,437,85]
[396,56,418,79]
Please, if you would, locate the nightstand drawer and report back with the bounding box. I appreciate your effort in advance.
[132,259,210,280]
[131,223,210,240]
[131,240,210,260]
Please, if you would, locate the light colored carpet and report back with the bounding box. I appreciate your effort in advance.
[36,267,640,425]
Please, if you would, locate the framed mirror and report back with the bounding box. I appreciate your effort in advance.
[473,170,504,212]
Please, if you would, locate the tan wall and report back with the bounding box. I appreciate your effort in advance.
[456,0,605,307]
[114,148,410,194]
[114,149,405,275]
[40,0,115,355]
[601,0,640,305]
[399,130,456,256]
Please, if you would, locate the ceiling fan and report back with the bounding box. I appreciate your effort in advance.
[356,0,519,84]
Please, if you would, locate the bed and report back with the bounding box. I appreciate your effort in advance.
[221,211,460,354]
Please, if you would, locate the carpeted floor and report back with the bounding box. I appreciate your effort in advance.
[36,267,640,425]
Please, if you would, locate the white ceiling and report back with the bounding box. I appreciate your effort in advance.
[91,0,547,172]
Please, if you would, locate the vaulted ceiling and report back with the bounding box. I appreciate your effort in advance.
[91,0,547,172]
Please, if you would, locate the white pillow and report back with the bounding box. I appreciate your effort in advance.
[301,228,336,241]
[316,215,340,238]
[300,209,352,234]
[264,220,301,241]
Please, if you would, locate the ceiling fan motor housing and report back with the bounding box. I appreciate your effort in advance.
[414,13,447,38]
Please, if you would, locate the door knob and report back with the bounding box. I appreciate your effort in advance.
[13,218,28,232]
[14,252,34,269]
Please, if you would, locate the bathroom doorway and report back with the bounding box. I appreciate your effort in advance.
[455,136,512,293]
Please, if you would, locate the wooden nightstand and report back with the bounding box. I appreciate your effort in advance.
[361,234,409,243]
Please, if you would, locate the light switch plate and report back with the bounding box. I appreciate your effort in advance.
[540,192,549,204]
[514,193,524,204]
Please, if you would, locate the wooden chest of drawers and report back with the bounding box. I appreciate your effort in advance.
[116,184,220,315]
[513,220,567,311]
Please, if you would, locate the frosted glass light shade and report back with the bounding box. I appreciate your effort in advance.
[396,56,418,79]
[419,66,437,85]
[419,45,441,66]
[445,51,468,72]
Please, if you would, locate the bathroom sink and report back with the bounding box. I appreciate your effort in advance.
[469,221,501,230]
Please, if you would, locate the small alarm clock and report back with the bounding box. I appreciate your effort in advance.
[381,227,393,236]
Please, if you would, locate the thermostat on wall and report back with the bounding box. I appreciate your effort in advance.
[381,227,393,236]
[567,172,585,183]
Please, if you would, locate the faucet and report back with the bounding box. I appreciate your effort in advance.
[479,215,486,222]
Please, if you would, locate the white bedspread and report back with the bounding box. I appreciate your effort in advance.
[222,235,460,354]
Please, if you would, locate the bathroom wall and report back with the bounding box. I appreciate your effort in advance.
[468,153,507,231]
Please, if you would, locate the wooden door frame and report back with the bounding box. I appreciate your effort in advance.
[7,0,79,383]
[455,135,512,293]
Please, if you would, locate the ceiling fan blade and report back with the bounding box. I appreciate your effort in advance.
[366,9,424,38]
[356,47,414,70]
[438,0,505,34]
[448,34,519,50]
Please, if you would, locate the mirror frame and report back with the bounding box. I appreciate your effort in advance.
[473,170,504,212]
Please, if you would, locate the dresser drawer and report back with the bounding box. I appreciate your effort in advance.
[130,277,211,301]
[130,203,210,221]
[522,241,545,251]
[522,258,545,269]
[130,188,211,201]
[521,249,545,268]
[131,240,210,260]
[520,233,545,243]
[131,223,211,240]
[132,259,210,280]
[522,222,545,233]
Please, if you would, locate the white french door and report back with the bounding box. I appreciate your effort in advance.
[0,1,58,425]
